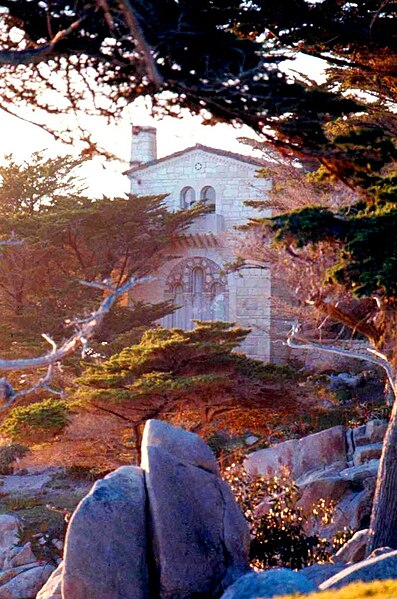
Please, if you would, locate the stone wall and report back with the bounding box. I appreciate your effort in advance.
[126,140,273,362]
[128,147,271,229]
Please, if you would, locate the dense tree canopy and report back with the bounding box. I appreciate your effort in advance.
[73,321,300,448]
[0,1,391,154]
[0,154,197,363]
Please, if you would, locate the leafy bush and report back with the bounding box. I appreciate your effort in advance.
[0,399,71,442]
[0,443,29,474]
[223,463,350,570]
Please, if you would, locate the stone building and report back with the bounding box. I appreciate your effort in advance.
[125,126,274,362]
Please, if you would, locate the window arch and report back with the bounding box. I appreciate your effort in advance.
[180,186,196,208]
[200,186,216,211]
[164,257,228,330]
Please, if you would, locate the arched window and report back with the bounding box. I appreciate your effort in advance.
[200,186,216,211]
[164,257,228,330]
[172,284,185,328]
[180,186,196,208]
[192,268,205,320]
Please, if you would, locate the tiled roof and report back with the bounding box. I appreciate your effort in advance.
[124,143,269,175]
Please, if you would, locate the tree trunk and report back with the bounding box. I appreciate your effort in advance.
[367,391,397,552]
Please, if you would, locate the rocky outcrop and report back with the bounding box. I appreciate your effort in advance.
[0,563,54,598]
[245,419,387,536]
[0,515,55,599]
[220,569,316,599]
[33,417,397,599]
[320,549,397,589]
[53,419,250,599]
[142,420,249,598]
[334,529,369,564]
[62,466,149,599]
[244,426,347,480]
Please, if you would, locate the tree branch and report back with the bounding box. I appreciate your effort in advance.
[117,0,163,89]
[0,275,151,373]
[286,324,396,401]
[0,13,89,66]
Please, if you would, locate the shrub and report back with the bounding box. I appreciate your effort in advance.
[223,463,347,570]
[0,399,71,442]
[0,443,29,474]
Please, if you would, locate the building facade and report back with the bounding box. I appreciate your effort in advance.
[125,126,273,362]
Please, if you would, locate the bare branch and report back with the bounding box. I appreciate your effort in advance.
[286,324,397,401]
[0,14,88,66]
[0,234,23,248]
[118,0,163,89]
[0,275,151,373]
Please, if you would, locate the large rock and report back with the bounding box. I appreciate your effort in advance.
[330,487,373,534]
[300,563,347,586]
[6,543,37,570]
[296,470,350,516]
[334,529,369,564]
[142,418,219,475]
[365,420,388,444]
[62,466,148,599]
[353,444,383,466]
[36,563,63,599]
[0,563,54,599]
[245,426,347,479]
[142,419,250,598]
[220,569,316,599]
[320,549,397,589]
[340,461,379,482]
[0,516,20,570]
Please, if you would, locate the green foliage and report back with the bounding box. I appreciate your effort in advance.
[272,204,397,299]
[75,321,251,404]
[74,321,301,438]
[0,399,71,442]
[0,151,87,214]
[0,443,29,474]
[233,356,301,382]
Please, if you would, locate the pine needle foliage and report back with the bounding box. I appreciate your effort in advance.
[74,321,300,437]
[0,399,71,442]
[75,321,250,404]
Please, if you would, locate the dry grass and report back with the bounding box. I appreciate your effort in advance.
[15,411,134,472]
[279,580,397,599]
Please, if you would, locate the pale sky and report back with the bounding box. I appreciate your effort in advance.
[0,54,325,198]
[0,101,263,198]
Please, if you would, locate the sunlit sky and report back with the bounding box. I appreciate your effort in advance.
[0,55,325,198]
[0,102,265,198]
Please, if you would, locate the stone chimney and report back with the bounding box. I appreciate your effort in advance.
[130,126,157,167]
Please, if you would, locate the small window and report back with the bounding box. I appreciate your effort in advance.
[180,186,196,208]
[200,186,216,211]
[192,268,204,294]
